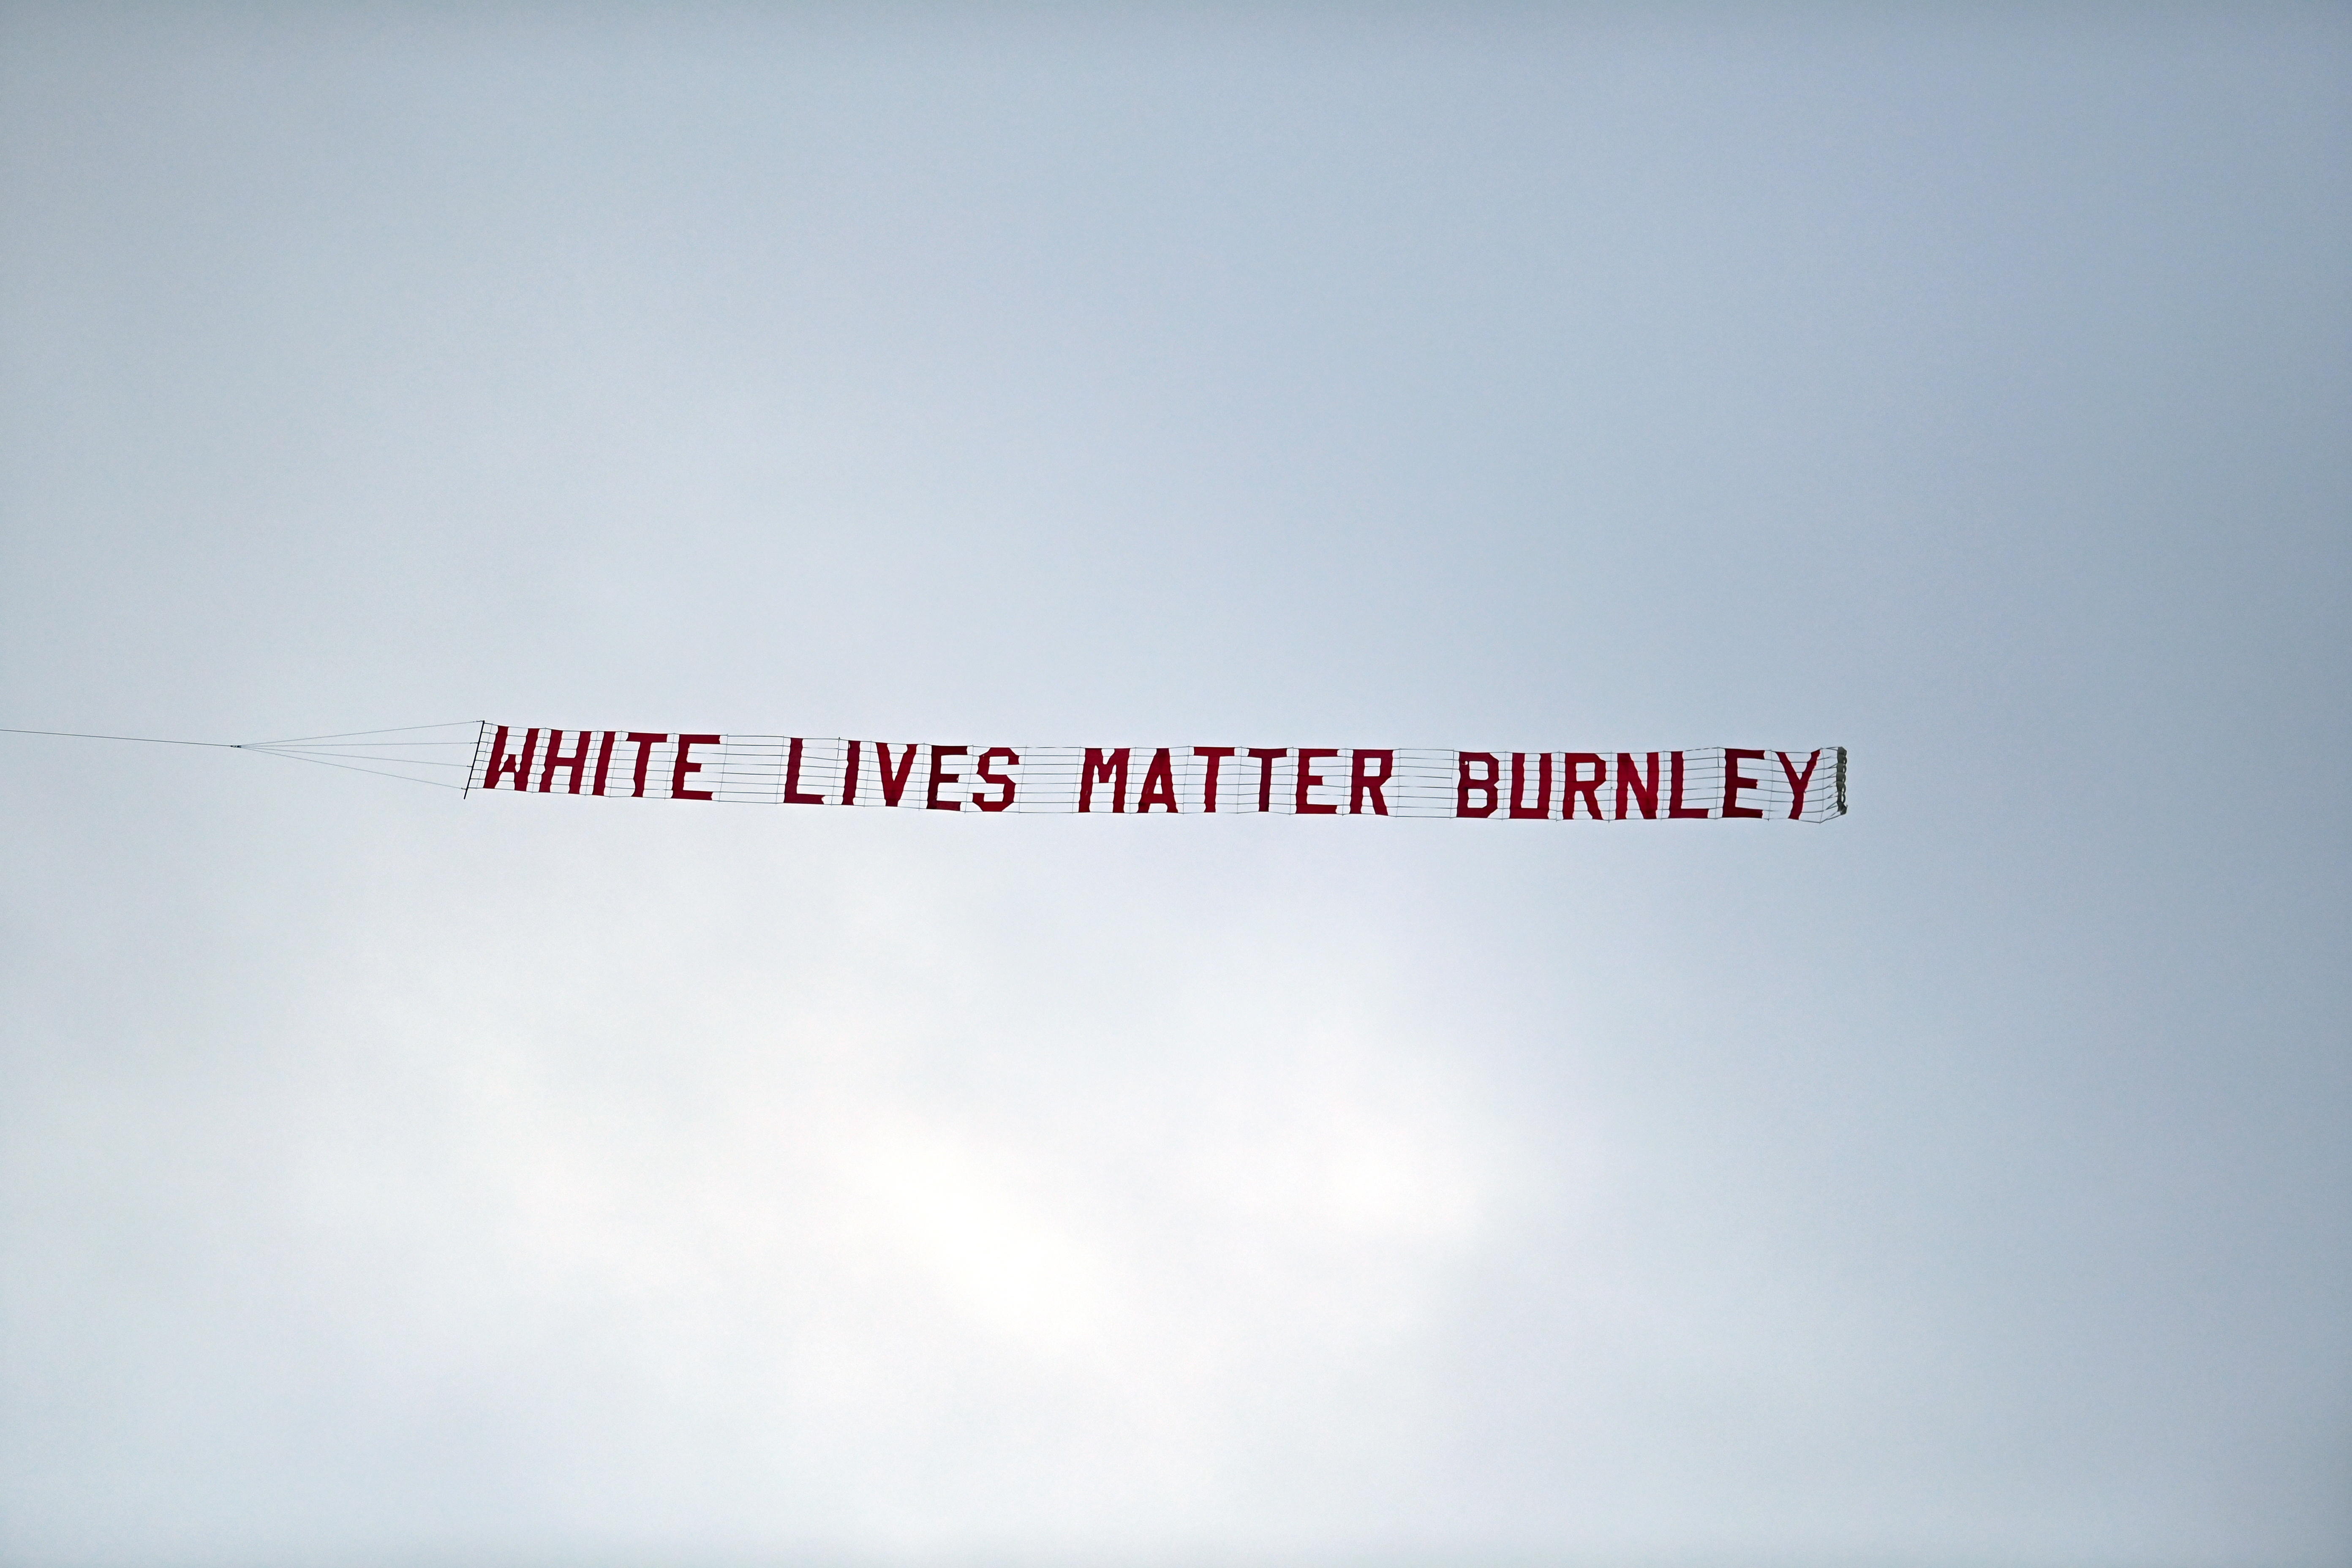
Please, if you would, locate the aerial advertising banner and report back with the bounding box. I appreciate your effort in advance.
[466,727,1847,822]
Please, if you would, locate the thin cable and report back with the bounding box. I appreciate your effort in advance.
[246,750,468,770]
[2,724,466,787]
[240,721,479,746]
[249,756,469,773]
[0,727,240,749]
[242,750,463,789]
[259,757,468,767]
[244,741,471,754]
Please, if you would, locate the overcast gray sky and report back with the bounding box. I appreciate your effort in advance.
[2,5,2347,1566]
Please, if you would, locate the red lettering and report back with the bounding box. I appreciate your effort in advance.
[592,731,617,796]
[783,737,825,804]
[539,729,590,793]
[1193,747,1234,812]
[625,733,666,798]
[482,726,539,791]
[1079,748,1131,812]
[1615,752,1658,819]
[1564,752,1606,818]
[840,740,861,804]
[1721,749,1764,818]
[1136,748,1179,812]
[1509,752,1553,819]
[1456,752,1498,817]
[1668,750,1710,818]
[974,747,1018,812]
[1777,749,1822,819]
[1349,750,1393,814]
[1295,749,1339,814]
[873,743,920,807]
[671,734,719,801]
[1246,749,1286,812]
[926,745,966,810]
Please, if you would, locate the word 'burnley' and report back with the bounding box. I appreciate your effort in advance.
[469,729,1848,822]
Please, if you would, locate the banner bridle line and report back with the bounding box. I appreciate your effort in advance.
[2,722,479,790]
[0,726,242,749]
[239,749,466,790]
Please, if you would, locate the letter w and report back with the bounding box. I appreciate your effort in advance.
[482,726,539,791]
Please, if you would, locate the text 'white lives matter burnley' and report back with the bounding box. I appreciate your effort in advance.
[464,728,1848,822]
